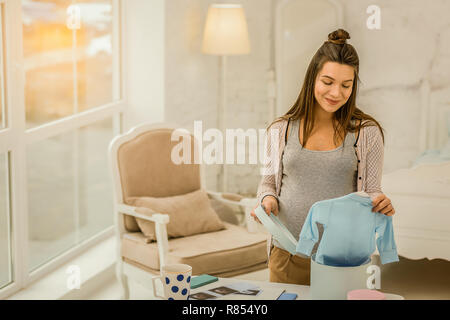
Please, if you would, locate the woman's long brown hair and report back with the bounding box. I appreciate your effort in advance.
[269,29,385,147]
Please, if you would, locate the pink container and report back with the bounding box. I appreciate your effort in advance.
[347,289,386,300]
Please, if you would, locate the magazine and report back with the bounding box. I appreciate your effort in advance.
[189,281,285,300]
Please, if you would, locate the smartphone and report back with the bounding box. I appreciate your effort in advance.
[190,274,219,289]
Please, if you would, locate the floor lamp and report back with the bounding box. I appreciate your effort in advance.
[202,3,251,192]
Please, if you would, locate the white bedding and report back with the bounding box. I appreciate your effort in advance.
[381,161,450,260]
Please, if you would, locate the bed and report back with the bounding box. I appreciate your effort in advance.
[381,161,450,261]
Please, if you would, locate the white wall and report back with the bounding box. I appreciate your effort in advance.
[344,0,450,173]
[124,0,165,130]
[164,0,272,195]
[163,0,450,196]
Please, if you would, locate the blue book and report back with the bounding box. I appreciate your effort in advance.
[277,292,298,300]
[190,274,218,289]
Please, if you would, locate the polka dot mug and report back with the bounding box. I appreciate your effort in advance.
[152,264,192,300]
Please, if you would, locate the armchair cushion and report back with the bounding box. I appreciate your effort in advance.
[121,222,269,275]
[126,188,225,241]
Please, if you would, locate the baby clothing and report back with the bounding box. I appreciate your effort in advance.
[296,192,399,267]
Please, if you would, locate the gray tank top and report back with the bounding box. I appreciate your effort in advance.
[274,118,358,256]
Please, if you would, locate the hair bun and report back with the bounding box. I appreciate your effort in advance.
[328,29,350,45]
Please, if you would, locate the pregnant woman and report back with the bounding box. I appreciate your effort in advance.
[251,29,396,285]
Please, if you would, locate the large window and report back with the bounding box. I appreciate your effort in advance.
[0,5,4,131]
[23,0,116,128]
[23,0,118,272]
[0,0,124,297]
[0,153,12,289]
[0,0,11,291]
[27,118,114,271]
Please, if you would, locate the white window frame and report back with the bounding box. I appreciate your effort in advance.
[0,0,126,299]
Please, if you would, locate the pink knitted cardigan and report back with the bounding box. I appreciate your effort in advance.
[256,118,385,258]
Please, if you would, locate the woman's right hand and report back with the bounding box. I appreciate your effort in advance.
[250,196,279,224]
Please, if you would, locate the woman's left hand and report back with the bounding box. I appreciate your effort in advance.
[372,194,396,216]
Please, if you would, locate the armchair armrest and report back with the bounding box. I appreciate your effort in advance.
[206,191,258,233]
[116,203,170,266]
[117,204,170,224]
[206,191,255,207]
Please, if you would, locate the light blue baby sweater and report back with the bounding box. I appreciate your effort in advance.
[296,192,399,266]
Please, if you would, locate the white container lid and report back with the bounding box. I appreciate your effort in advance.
[254,205,297,255]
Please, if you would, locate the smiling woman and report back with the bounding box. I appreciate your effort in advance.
[256,28,391,286]
[270,28,384,148]
[313,62,355,131]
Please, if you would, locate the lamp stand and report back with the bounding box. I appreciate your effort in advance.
[218,55,228,193]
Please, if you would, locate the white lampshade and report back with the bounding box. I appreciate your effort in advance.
[202,4,251,55]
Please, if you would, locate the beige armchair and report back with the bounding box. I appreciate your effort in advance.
[109,122,268,299]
